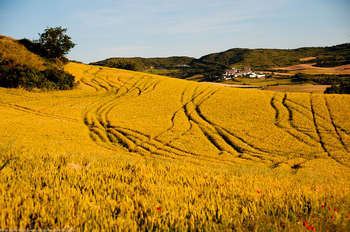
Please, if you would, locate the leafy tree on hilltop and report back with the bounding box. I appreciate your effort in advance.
[37,26,75,59]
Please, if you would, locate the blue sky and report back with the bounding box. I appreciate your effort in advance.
[1,0,349,63]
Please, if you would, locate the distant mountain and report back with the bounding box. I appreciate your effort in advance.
[199,43,350,69]
[91,56,195,71]
[91,43,350,80]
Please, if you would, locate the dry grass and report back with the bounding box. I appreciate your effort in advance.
[263,84,331,93]
[0,62,349,231]
[300,57,316,62]
[274,63,350,75]
[0,35,47,70]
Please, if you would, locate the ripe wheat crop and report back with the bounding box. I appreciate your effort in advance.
[0,62,349,231]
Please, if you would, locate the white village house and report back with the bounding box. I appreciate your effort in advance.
[223,67,265,80]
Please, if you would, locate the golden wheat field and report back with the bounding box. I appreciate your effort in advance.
[0,62,350,231]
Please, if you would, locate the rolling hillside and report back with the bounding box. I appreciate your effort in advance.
[198,43,350,69]
[64,63,350,165]
[92,43,350,79]
[92,56,195,71]
[1,62,350,230]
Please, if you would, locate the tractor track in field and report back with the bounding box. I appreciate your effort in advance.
[101,85,238,165]
[91,79,109,91]
[83,76,141,133]
[283,94,347,151]
[79,65,349,167]
[80,67,100,91]
[82,72,238,165]
[309,95,350,167]
[153,86,208,142]
[190,89,288,162]
[154,86,308,163]
[324,96,349,152]
[270,95,318,147]
[283,94,349,153]
[182,87,240,155]
[82,74,183,153]
[270,92,349,167]
[189,89,244,155]
[285,97,350,136]
[161,87,278,162]
[309,95,330,156]
[80,79,100,91]
[1,103,79,122]
[282,94,320,142]
[284,102,336,134]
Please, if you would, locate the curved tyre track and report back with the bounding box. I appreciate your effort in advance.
[2,103,79,122]
[79,66,350,167]
[324,96,349,152]
[309,94,350,167]
[271,94,319,147]
[270,92,349,167]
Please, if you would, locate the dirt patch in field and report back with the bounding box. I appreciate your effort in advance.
[273,64,350,75]
[186,74,204,81]
[203,82,261,88]
[259,71,293,76]
[299,57,316,62]
[263,84,331,93]
[274,64,317,71]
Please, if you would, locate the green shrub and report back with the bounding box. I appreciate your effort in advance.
[106,59,138,71]
[0,59,75,90]
[325,81,350,94]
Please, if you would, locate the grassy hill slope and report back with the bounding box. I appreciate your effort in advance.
[92,43,350,80]
[0,35,49,70]
[0,62,349,230]
[92,56,194,70]
[199,43,350,69]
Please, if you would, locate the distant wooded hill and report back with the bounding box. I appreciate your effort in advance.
[91,43,350,80]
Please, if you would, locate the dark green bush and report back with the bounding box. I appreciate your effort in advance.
[42,68,75,90]
[325,81,350,94]
[0,59,75,90]
[106,59,138,71]
[18,38,44,57]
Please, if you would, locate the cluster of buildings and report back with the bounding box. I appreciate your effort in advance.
[223,67,265,80]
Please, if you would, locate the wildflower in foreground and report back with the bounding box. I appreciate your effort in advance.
[321,205,325,208]
[156,207,162,211]
[303,221,307,226]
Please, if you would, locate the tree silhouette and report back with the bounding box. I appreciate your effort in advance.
[37,26,75,58]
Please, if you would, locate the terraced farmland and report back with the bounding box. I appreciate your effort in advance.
[0,62,350,231]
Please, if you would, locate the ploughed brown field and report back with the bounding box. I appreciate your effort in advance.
[263,84,331,93]
[273,63,350,75]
